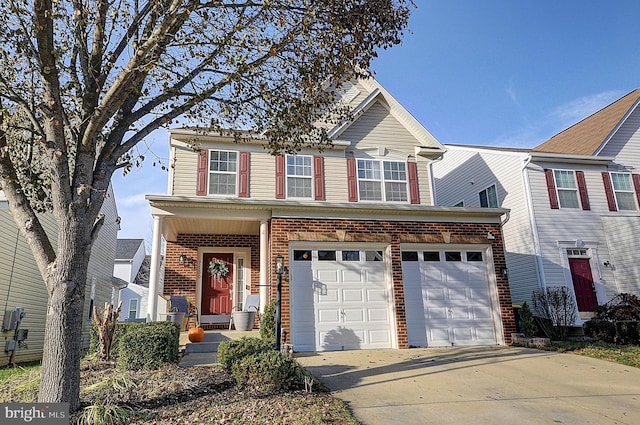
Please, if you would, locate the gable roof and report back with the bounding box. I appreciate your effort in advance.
[328,78,446,156]
[115,239,145,261]
[533,89,640,156]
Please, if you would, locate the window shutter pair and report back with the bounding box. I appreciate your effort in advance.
[601,172,640,211]
[544,169,590,210]
[275,155,326,200]
[347,158,420,204]
[196,150,250,197]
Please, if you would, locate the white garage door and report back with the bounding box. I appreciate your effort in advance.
[402,249,498,347]
[290,247,392,352]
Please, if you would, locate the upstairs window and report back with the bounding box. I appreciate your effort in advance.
[610,172,637,210]
[209,150,237,195]
[479,184,498,208]
[357,159,408,202]
[553,170,579,208]
[287,155,313,198]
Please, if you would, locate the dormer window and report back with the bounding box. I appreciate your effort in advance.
[357,159,407,202]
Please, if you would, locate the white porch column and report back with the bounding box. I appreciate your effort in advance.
[259,219,269,313]
[148,215,164,321]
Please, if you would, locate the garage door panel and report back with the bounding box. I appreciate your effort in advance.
[426,307,447,319]
[368,329,391,345]
[427,327,450,346]
[342,269,363,282]
[317,269,339,282]
[317,309,340,324]
[425,288,446,300]
[343,309,364,322]
[318,288,339,302]
[366,288,387,302]
[448,288,467,300]
[367,308,389,322]
[472,306,492,319]
[343,289,364,302]
[424,269,444,281]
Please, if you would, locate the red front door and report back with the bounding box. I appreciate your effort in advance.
[201,253,233,315]
[569,258,598,312]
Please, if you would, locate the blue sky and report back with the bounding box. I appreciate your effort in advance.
[112,0,640,244]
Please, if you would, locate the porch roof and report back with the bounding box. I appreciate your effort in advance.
[146,195,508,241]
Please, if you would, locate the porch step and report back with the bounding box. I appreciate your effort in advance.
[181,329,261,355]
[186,341,220,353]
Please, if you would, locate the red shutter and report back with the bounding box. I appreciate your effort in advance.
[632,174,640,207]
[275,155,285,199]
[602,172,617,211]
[408,161,420,204]
[238,151,250,197]
[196,149,209,196]
[313,156,325,201]
[347,157,358,202]
[575,171,590,211]
[544,169,559,209]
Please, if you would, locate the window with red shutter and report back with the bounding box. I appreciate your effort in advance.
[575,171,590,211]
[602,172,617,211]
[275,155,285,199]
[408,161,420,204]
[196,149,208,196]
[544,169,559,209]
[238,151,250,198]
[313,156,325,201]
[347,157,358,202]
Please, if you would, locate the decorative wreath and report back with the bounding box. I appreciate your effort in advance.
[208,259,229,279]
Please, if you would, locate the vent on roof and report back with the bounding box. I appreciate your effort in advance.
[336,82,360,104]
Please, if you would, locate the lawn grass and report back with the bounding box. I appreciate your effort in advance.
[548,341,640,368]
[0,361,41,383]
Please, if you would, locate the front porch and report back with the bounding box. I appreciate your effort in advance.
[179,329,261,367]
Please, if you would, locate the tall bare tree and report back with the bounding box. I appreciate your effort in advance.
[0,0,413,411]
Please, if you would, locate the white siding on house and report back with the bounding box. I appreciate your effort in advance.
[600,107,640,171]
[171,144,199,196]
[0,185,119,365]
[602,215,640,298]
[249,151,276,200]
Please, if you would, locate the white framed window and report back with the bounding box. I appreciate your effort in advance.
[209,150,237,195]
[610,172,637,210]
[128,299,138,320]
[453,200,464,207]
[479,184,498,208]
[287,155,313,198]
[357,159,408,202]
[553,170,579,208]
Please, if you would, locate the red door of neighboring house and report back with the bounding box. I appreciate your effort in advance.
[569,258,598,312]
[201,253,233,315]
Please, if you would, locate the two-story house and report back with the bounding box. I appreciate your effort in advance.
[432,89,640,323]
[0,185,120,365]
[145,78,516,351]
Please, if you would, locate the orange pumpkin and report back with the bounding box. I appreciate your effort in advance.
[187,326,205,343]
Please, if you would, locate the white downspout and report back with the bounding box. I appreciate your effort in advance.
[259,219,269,313]
[522,156,547,291]
[148,215,164,321]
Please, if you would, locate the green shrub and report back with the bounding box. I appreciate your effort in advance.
[230,350,320,395]
[615,321,640,345]
[519,302,538,337]
[89,323,136,358]
[217,336,273,372]
[584,320,616,343]
[260,300,277,342]
[593,293,640,321]
[117,321,180,370]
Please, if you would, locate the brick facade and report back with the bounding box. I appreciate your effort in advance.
[162,219,516,348]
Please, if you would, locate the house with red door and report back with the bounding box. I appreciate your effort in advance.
[432,89,640,323]
[145,77,516,351]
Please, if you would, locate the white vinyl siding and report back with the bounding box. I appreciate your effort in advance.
[609,172,637,210]
[171,146,198,196]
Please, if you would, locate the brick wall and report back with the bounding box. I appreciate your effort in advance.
[270,218,516,348]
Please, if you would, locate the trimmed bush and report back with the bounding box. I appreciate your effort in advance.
[217,336,273,372]
[615,321,640,345]
[260,300,276,343]
[520,302,538,337]
[88,323,136,358]
[117,321,180,370]
[230,350,320,395]
[584,320,616,343]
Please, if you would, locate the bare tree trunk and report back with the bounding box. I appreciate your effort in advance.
[93,301,123,361]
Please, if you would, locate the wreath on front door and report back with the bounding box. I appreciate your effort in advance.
[208,259,229,279]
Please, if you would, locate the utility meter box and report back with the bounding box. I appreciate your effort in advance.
[2,307,24,331]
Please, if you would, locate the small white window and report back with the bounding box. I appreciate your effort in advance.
[287,155,313,198]
[610,172,637,210]
[209,150,238,195]
[479,185,498,208]
[128,299,138,320]
[554,170,579,208]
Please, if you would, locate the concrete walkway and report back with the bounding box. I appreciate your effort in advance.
[296,346,640,425]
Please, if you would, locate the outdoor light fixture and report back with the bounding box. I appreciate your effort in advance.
[179,254,186,265]
[274,255,288,351]
[501,267,509,279]
[603,261,611,268]
[178,254,195,267]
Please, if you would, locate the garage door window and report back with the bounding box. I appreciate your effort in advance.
[342,250,360,261]
[467,252,483,261]
[423,251,440,261]
[445,252,462,261]
[293,250,311,261]
[366,251,384,261]
[318,250,336,261]
[402,251,419,261]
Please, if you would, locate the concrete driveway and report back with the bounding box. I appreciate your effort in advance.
[296,346,640,425]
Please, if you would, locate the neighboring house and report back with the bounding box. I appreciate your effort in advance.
[113,239,149,321]
[432,89,640,323]
[146,77,516,351]
[0,185,120,365]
